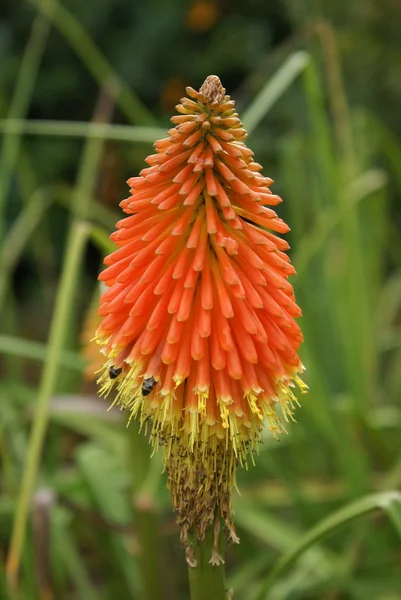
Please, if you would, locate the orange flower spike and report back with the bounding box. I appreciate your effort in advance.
[95,75,307,544]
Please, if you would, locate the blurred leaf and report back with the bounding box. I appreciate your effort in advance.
[243,51,310,135]
[0,335,85,371]
[257,491,401,597]
[0,119,166,144]
[52,507,98,600]
[49,394,124,450]
[295,168,388,278]
[0,188,54,308]
[235,499,342,576]
[90,225,116,256]
[77,444,140,597]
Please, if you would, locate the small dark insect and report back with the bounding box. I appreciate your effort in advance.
[142,376,156,396]
[109,366,122,380]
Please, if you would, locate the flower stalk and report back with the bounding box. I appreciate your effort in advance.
[129,423,162,600]
[187,524,228,600]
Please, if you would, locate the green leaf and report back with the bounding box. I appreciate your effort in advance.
[257,491,401,598]
[0,335,85,371]
[0,119,166,144]
[52,508,98,600]
[90,225,116,256]
[49,395,124,450]
[77,444,140,597]
[242,51,310,135]
[235,500,341,576]
[0,189,54,308]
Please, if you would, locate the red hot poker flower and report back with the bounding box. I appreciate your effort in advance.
[96,75,307,543]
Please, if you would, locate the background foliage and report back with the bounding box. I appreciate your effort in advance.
[1,0,401,598]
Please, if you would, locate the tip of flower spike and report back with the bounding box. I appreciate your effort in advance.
[199,75,226,104]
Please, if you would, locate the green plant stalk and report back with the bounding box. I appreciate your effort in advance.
[129,425,162,600]
[16,145,60,301]
[0,119,165,143]
[0,0,53,241]
[188,529,227,600]
[295,169,387,277]
[6,221,89,588]
[6,102,107,587]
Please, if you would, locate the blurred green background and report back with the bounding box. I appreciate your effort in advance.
[1,0,401,599]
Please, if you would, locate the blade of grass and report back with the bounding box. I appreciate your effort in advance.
[227,554,270,599]
[0,119,166,144]
[301,53,375,467]
[0,5,55,379]
[27,0,157,126]
[90,225,116,255]
[310,46,374,414]
[49,401,124,450]
[365,108,401,189]
[0,189,53,309]
[6,90,111,588]
[298,341,371,497]
[242,51,310,135]
[316,20,356,176]
[384,500,401,537]
[6,221,90,589]
[294,168,387,278]
[257,491,401,598]
[77,444,141,597]
[52,507,98,600]
[0,0,53,241]
[234,500,341,574]
[302,56,337,207]
[0,176,119,314]
[0,335,85,371]
[0,89,57,307]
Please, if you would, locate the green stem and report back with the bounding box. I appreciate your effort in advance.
[129,425,163,600]
[6,91,109,589]
[6,221,89,588]
[188,529,228,600]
